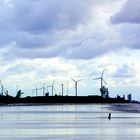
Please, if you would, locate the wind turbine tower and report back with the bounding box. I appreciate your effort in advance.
[35,86,38,96]
[61,84,64,96]
[42,83,45,96]
[32,84,38,96]
[51,81,55,96]
[67,82,69,96]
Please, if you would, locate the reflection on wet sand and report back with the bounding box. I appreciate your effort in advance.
[0,104,140,140]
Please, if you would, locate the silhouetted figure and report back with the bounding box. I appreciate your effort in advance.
[108,113,111,120]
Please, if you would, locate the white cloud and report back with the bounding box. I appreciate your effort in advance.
[114,64,135,78]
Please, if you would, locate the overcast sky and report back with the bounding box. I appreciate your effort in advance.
[0,0,140,100]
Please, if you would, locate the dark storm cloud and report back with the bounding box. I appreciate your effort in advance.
[63,37,120,59]
[3,0,94,33]
[111,0,140,50]
[111,0,140,24]
[0,0,125,60]
[0,0,93,47]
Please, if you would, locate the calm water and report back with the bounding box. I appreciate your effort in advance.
[0,104,140,140]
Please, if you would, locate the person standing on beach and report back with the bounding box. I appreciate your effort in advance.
[108,113,111,120]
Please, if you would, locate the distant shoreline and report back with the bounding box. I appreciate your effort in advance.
[0,95,133,106]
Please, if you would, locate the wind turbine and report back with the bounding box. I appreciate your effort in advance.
[39,83,46,96]
[93,69,107,88]
[42,83,46,96]
[61,84,64,96]
[0,80,4,95]
[47,81,55,96]
[71,78,83,96]
[32,84,38,96]
[67,82,69,96]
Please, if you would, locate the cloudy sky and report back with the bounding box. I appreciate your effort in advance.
[0,0,140,100]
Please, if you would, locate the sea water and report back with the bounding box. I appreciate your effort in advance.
[0,104,140,140]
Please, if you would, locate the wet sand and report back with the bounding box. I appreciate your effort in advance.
[0,104,140,140]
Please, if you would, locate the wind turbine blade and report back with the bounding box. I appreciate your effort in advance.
[71,78,76,82]
[101,69,105,78]
[38,87,43,90]
[77,79,83,82]
[102,78,107,85]
[52,81,55,86]
[53,87,57,92]
[93,77,101,80]
[35,84,37,89]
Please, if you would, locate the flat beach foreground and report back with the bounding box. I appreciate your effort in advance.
[0,104,140,140]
